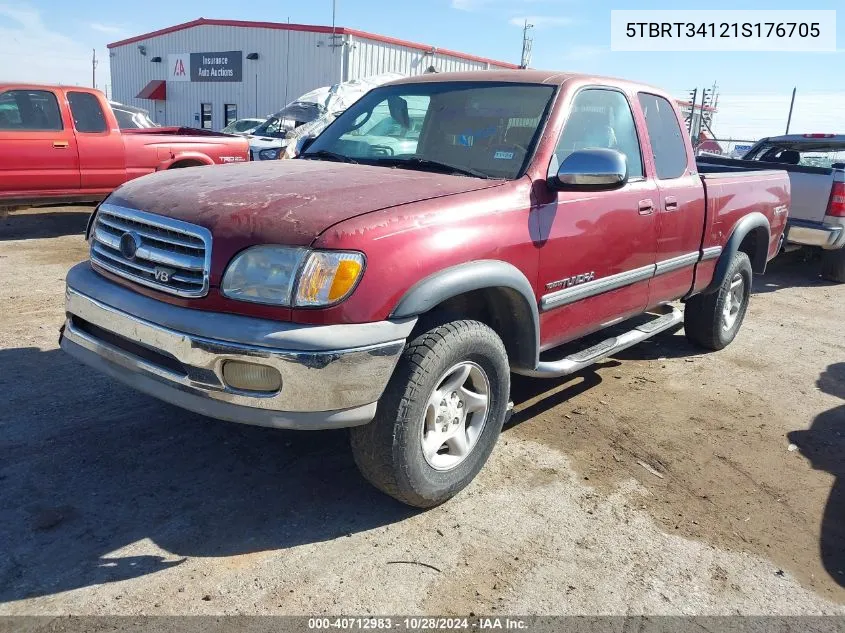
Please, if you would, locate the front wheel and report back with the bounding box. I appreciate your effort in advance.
[684,251,752,351]
[350,320,510,508]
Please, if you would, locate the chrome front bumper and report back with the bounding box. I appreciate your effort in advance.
[60,263,414,429]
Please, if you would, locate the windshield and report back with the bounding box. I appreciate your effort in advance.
[303,81,556,180]
[252,102,325,138]
[745,142,845,168]
[226,119,260,133]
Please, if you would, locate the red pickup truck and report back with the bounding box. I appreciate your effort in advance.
[59,71,789,507]
[0,84,249,210]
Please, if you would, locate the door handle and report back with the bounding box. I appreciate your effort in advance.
[665,196,679,211]
[52,141,69,149]
[638,199,654,215]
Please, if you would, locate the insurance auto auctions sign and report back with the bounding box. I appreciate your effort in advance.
[167,51,243,82]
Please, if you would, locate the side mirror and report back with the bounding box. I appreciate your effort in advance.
[549,148,628,191]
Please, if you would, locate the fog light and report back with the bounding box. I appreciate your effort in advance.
[222,361,282,393]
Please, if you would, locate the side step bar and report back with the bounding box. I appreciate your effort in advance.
[514,305,683,379]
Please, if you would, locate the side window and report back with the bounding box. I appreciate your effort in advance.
[0,90,63,131]
[67,92,107,133]
[113,108,135,129]
[550,89,643,180]
[637,93,688,179]
[201,103,212,130]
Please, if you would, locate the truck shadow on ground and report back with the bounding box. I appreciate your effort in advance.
[0,208,91,241]
[0,346,416,602]
[752,249,839,294]
[507,368,606,428]
[788,363,845,588]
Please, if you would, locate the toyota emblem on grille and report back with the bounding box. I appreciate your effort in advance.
[119,231,142,260]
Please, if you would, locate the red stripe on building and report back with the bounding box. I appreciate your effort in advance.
[107,18,520,69]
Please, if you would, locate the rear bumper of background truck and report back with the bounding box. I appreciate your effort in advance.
[60,263,415,430]
[786,217,845,250]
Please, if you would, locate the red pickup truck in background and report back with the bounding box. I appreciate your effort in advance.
[60,71,789,507]
[0,85,249,210]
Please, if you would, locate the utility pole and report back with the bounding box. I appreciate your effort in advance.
[520,20,534,69]
[785,87,797,134]
[694,87,713,143]
[331,0,340,51]
[686,88,698,134]
[284,16,291,107]
[92,48,97,89]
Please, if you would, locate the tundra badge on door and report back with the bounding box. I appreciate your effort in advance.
[546,272,596,291]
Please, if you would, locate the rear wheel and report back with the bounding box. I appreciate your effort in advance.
[350,320,510,508]
[821,247,845,283]
[684,251,752,350]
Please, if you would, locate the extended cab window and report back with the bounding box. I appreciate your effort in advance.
[304,82,556,180]
[0,90,62,131]
[637,93,688,179]
[549,89,643,180]
[67,92,107,133]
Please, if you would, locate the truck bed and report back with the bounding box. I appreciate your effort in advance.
[122,127,238,138]
[697,154,832,176]
[698,155,837,228]
[695,159,791,274]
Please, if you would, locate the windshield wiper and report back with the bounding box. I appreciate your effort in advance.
[301,150,358,164]
[374,157,490,179]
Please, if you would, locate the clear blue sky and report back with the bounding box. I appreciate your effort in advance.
[1,0,842,137]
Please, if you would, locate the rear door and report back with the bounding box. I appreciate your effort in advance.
[637,92,706,305]
[0,88,80,196]
[66,90,126,191]
[537,87,659,349]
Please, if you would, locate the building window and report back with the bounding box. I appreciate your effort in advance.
[224,104,237,127]
[201,103,212,130]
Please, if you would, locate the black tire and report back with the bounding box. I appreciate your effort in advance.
[684,251,752,351]
[350,320,510,508]
[821,248,845,283]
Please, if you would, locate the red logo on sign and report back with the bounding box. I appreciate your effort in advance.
[173,59,186,76]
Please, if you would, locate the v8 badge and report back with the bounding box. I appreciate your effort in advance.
[154,266,175,283]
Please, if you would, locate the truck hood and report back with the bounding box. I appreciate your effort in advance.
[107,159,505,246]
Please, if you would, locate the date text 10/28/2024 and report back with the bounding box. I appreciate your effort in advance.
[307,617,529,630]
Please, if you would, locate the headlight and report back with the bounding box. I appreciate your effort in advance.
[257,148,281,160]
[221,246,364,307]
[221,246,307,305]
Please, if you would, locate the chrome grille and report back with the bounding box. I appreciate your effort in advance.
[90,203,212,297]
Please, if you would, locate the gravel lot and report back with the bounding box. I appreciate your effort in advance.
[1,206,843,615]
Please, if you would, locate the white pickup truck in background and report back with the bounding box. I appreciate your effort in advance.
[699,134,845,282]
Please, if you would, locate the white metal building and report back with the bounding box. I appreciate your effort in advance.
[108,18,518,129]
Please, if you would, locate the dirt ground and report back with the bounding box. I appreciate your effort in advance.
[0,206,843,615]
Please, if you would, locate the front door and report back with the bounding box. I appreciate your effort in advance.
[0,88,80,197]
[535,87,658,351]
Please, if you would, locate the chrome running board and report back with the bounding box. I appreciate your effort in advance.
[514,305,683,379]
